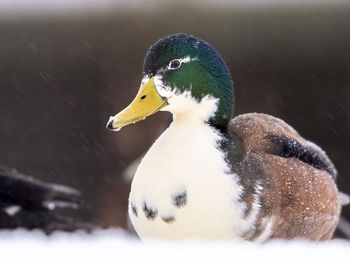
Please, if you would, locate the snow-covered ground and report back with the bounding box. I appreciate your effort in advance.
[0,229,349,263]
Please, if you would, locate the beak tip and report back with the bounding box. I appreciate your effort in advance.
[106,122,113,130]
[106,117,121,131]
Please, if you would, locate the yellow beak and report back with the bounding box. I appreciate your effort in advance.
[106,77,167,131]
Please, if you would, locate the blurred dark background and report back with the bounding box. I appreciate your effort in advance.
[0,1,349,230]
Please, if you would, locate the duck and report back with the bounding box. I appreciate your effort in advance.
[107,33,342,242]
[0,165,97,233]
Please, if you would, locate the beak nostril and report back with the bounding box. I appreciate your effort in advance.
[140,95,147,100]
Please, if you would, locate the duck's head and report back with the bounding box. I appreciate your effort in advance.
[107,33,234,131]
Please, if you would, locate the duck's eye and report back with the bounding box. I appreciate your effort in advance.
[169,59,181,69]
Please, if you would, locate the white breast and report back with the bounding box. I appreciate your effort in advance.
[128,114,249,241]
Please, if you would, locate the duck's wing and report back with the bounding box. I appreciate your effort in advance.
[0,165,98,233]
[227,113,341,241]
[0,208,98,233]
[229,113,337,179]
[0,165,81,210]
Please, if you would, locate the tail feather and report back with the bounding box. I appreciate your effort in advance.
[335,216,350,240]
[339,192,350,206]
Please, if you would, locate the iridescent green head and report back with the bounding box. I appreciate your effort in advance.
[107,33,234,131]
[144,33,234,129]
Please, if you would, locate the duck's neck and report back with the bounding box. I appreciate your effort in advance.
[165,93,230,127]
[164,97,231,170]
[144,107,232,182]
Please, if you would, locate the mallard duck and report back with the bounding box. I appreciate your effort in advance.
[0,165,97,233]
[107,33,341,242]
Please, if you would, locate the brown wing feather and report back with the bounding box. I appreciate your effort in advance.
[228,113,341,241]
[229,113,337,178]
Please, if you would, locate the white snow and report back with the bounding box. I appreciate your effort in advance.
[0,228,349,263]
